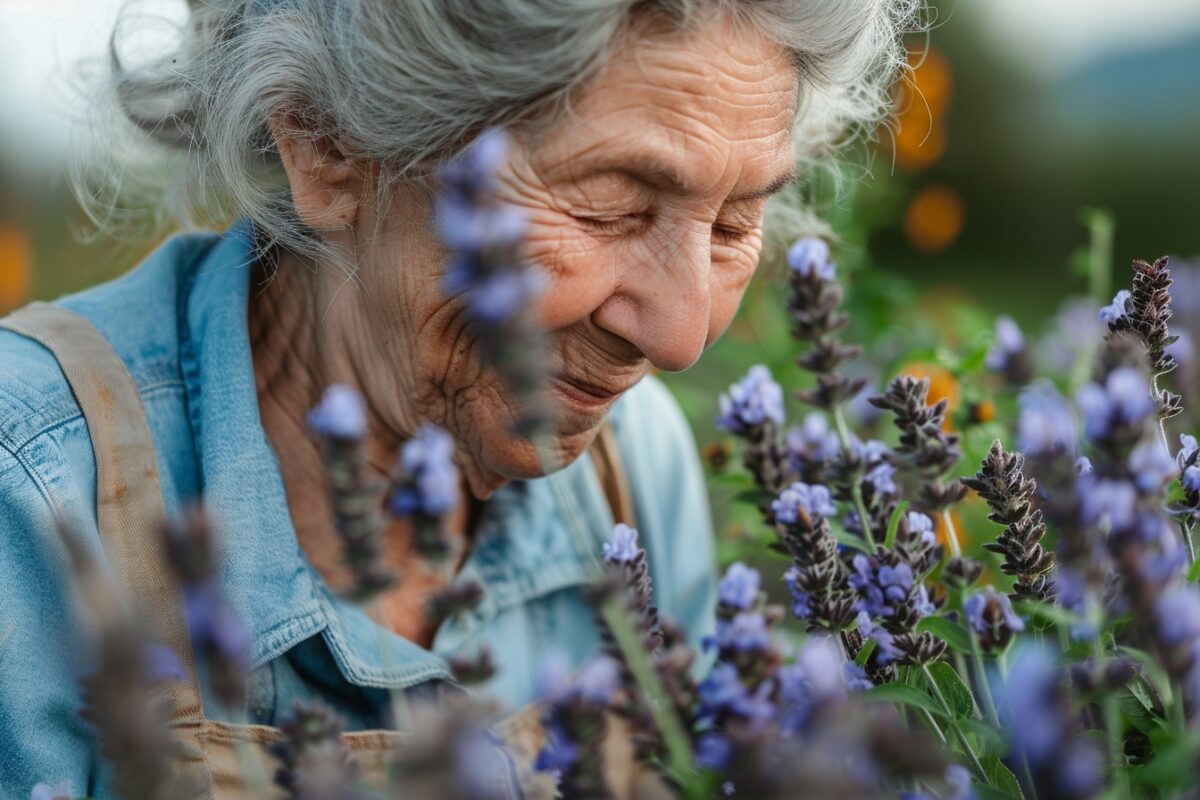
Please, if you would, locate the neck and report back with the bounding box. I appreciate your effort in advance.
[246,253,475,642]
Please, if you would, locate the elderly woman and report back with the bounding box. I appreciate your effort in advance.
[0,0,914,795]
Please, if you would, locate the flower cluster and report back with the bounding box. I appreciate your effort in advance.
[436,127,549,436]
[962,440,1055,602]
[162,507,250,710]
[786,237,868,410]
[307,384,396,599]
[390,423,462,561]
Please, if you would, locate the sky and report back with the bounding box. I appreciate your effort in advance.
[3,0,1200,169]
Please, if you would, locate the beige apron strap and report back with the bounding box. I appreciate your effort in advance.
[0,301,212,795]
[588,422,637,528]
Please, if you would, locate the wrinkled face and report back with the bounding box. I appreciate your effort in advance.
[358,14,798,496]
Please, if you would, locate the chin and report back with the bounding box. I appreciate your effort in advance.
[461,403,606,499]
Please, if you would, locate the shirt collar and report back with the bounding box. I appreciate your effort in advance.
[177,219,616,687]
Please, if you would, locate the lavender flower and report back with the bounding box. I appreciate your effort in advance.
[998,647,1103,800]
[162,509,249,710]
[787,237,868,410]
[986,315,1033,385]
[438,128,539,324]
[390,424,461,560]
[307,384,367,441]
[1153,585,1200,686]
[1129,440,1178,493]
[718,562,761,611]
[1104,257,1179,377]
[436,127,549,436]
[706,612,773,654]
[869,375,961,477]
[962,440,1055,602]
[29,782,71,800]
[1099,290,1131,324]
[270,701,364,800]
[964,587,1025,654]
[392,424,460,518]
[309,385,396,598]
[771,481,837,524]
[906,511,935,546]
[602,523,640,563]
[1076,367,1156,443]
[716,365,786,435]
[534,654,621,797]
[786,413,842,479]
[787,237,836,281]
[1017,382,1077,456]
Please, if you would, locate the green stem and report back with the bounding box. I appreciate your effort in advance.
[1093,640,1126,794]
[920,663,987,781]
[600,597,700,797]
[969,646,1000,728]
[941,508,962,559]
[834,404,875,549]
[1183,521,1197,569]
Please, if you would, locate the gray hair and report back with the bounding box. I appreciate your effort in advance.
[71,0,925,269]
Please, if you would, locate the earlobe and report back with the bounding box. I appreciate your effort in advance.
[269,114,363,231]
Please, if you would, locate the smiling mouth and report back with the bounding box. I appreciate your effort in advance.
[550,373,628,411]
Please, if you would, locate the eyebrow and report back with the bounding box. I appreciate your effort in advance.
[615,156,798,202]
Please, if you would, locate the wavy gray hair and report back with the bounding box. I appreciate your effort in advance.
[71,0,924,267]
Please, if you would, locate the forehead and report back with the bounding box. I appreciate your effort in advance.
[532,14,799,194]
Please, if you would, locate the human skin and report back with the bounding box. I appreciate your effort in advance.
[250,12,799,640]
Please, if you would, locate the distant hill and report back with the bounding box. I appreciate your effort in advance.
[1053,33,1200,129]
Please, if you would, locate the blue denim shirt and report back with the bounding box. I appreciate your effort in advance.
[0,220,716,797]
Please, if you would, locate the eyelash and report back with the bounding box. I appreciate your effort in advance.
[576,214,751,244]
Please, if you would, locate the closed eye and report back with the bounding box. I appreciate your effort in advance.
[573,213,652,236]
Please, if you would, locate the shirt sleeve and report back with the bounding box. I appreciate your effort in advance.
[614,375,718,658]
[0,441,103,799]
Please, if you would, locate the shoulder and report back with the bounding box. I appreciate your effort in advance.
[0,229,219,454]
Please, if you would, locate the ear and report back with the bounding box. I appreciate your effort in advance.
[268,114,365,231]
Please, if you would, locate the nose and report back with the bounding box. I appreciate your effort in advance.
[592,229,712,372]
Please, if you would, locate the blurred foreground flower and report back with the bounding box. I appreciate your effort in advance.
[437,128,549,437]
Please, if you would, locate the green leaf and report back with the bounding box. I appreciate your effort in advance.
[983,756,1024,798]
[960,718,1009,760]
[1012,599,1083,630]
[854,637,877,667]
[707,470,754,489]
[730,488,771,507]
[835,531,873,554]
[1187,550,1200,583]
[864,682,945,718]
[973,787,1020,800]
[883,500,909,549]
[925,661,975,718]
[916,615,974,655]
[1119,690,1167,738]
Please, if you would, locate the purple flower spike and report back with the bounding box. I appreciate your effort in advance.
[602,523,641,563]
[1098,289,1131,324]
[718,562,761,610]
[786,237,836,280]
[985,315,1025,369]
[716,365,785,435]
[391,424,460,518]
[1076,367,1156,442]
[30,782,72,800]
[771,481,837,524]
[307,384,367,441]
[1129,441,1178,493]
[1017,382,1077,456]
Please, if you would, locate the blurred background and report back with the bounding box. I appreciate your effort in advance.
[2,0,1199,550]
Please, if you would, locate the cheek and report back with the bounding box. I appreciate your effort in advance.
[520,210,618,330]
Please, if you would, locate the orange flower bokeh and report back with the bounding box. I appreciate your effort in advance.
[0,224,32,313]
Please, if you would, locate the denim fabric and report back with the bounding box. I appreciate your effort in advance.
[0,219,716,797]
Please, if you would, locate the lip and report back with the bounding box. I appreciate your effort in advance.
[550,374,626,411]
